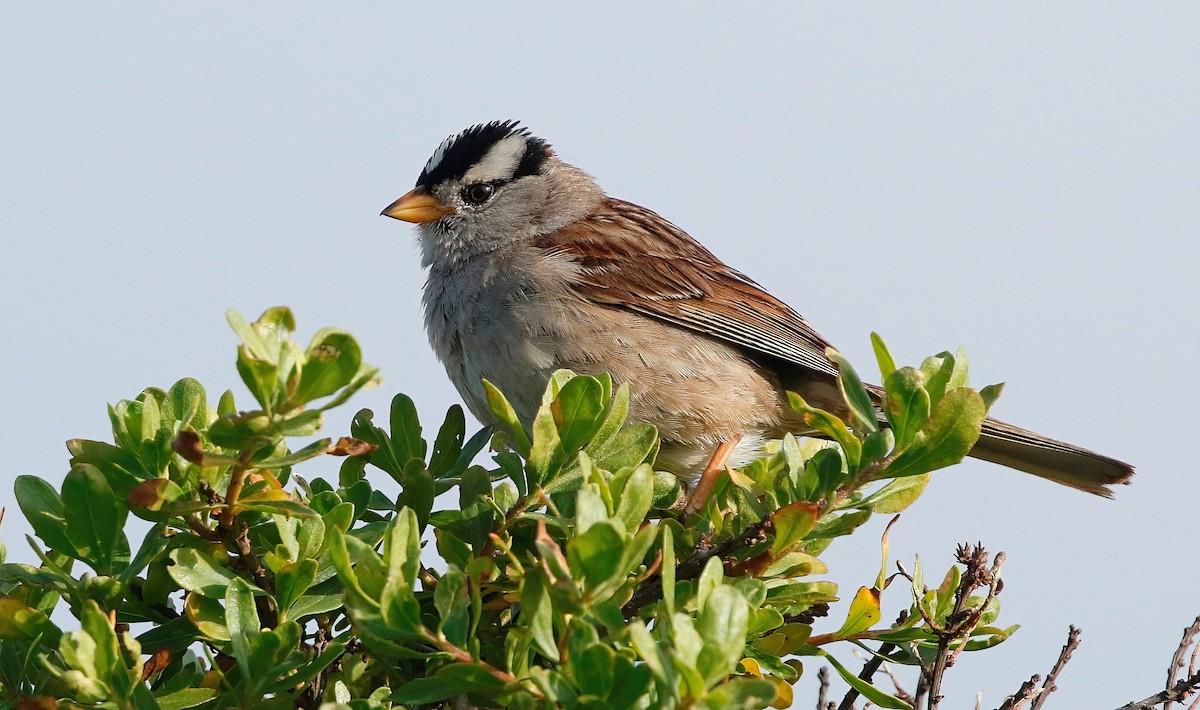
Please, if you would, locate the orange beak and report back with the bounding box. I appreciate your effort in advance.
[380,187,454,223]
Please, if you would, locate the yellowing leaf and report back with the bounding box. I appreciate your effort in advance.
[835,586,881,639]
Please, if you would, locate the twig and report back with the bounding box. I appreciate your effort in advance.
[996,675,1041,710]
[1167,617,1200,710]
[914,670,930,709]
[837,643,896,710]
[219,450,255,528]
[881,657,915,705]
[1029,625,1082,710]
[421,628,541,697]
[927,544,1004,710]
[624,518,769,613]
[1116,670,1200,710]
[296,620,331,710]
[817,666,831,710]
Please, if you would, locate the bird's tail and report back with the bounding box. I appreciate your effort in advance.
[968,418,1134,497]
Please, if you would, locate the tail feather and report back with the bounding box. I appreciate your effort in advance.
[969,418,1134,497]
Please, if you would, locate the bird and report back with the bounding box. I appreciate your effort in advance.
[381,120,1133,508]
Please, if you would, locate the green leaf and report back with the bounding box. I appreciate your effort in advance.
[702,678,776,710]
[118,523,171,585]
[697,586,750,688]
[883,367,930,453]
[384,507,422,587]
[881,388,986,479]
[237,345,281,413]
[787,393,862,470]
[185,590,229,641]
[66,439,147,493]
[551,375,607,453]
[161,377,209,431]
[528,403,565,487]
[169,548,260,598]
[256,438,331,468]
[14,475,78,557]
[135,616,199,654]
[440,425,492,481]
[771,501,819,557]
[79,600,124,684]
[583,422,658,476]
[390,663,507,704]
[428,405,466,476]
[628,620,673,689]
[810,509,873,541]
[155,688,218,710]
[484,380,531,456]
[921,353,954,408]
[608,654,653,707]
[389,393,427,465]
[871,332,898,380]
[62,464,125,574]
[291,328,363,404]
[127,479,189,522]
[397,464,436,532]
[575,644,616,699]
[274,559,317,619]
[820,649,912,709]
[521,568,558,662]
[225,577,260,681]
[828,349,879,434]
[434,568,470,648]
[237,499,318,519]
[587,383,629,452]
[567,521,624,590]
[660,526,677,615]
[761,550,827,578]
[980,382,1005,410]
[615,464,654,533]
[861,474,931,513]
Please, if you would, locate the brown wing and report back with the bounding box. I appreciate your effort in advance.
[536,198,839,378]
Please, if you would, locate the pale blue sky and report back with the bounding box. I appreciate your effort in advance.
[2,4,1197,707]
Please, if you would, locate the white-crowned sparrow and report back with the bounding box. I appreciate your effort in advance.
[382,121,1133,500]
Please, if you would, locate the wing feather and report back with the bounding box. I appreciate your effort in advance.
[535,198,838,378]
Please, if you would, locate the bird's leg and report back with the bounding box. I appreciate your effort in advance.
[684,436,742,516]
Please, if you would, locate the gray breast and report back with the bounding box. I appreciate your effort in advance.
[422,247,579,424]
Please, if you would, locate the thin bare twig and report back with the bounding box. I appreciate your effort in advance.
[625,518,769,613]
[817,666,831,710]
[881,658,915,705]
[996,675,1041,710]
[926,544,1005,710]
[1029,625,1082,710]
[1116,670,1200,710]
[1167,617,1200,710]
[914,663,930,708]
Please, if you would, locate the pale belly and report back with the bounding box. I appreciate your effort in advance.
[422,257,806,476]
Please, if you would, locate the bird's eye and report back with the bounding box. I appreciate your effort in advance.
[462,183,496,205]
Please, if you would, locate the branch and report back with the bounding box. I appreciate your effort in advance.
[624,518,768,613]
[1167,617,1200,710]
[1029,625,1082,710]
[837,643,896,710]
[926,544,1005,710]
[817,666,831,710]
[1115,670,1200,710]
[996,676,1041,710]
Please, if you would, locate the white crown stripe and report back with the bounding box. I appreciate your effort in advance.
[423,133,458,176]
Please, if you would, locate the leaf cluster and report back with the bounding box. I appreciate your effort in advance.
[0,309,1015,709]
